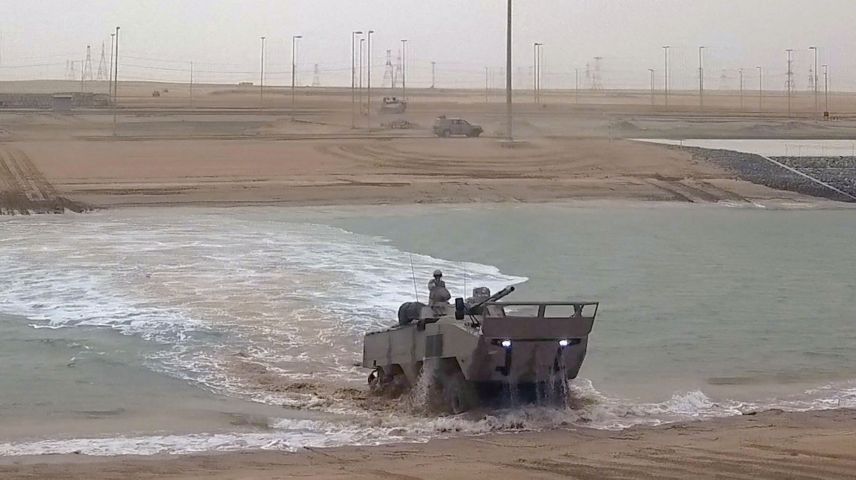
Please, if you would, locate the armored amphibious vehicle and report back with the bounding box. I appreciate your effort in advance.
[362,286,599,413]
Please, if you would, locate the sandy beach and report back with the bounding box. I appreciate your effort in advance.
[5,82,854,213]
[1,409,854,479]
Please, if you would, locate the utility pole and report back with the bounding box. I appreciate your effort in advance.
[367,29,374,130]
[189,61,194,108]
[698,46,705,111]
[359,38,364,118]
[112,26,120,136]
[401,39,407,100]
[533,43,539,103]
[649,68,655,106]
[485,67,489,103]
[823,64,829,115]
[351,31,362,129]
[292,35,302,105]
[259,36,266,106]
[505,0,513,141]
[809,46,818,118]
[431,61,436,88]
[109,33,115,98]
[757,66,763,112]
[738,68,744,111]
[786,49,794,116]
[662,46,670,107]
[575,67,579,104]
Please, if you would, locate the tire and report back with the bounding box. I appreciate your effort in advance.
[368,367,384,394]
[441,130,451,138]
[442,371,478,414]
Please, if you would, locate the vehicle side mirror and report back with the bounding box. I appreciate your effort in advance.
[455,298,466,320]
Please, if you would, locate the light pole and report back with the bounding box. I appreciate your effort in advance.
[505,0,513,141]
[108,33,115,99]
[401,39,407,100]
[485,67,489,103]
[738,68,744,111]
[823,64,829,115]
[367,29,374,130]
[538,43,544,103]
[359,38,365,118]
[352,31,363,129]
[649,68,655,106]
[698,46,705,111]
[534,43,544,103]
[112,26,120,136]
[189,61,194,108]
[662,46,670,107]
[756,66,763,112]
[259,36,266,106]
[809,46,818,117]
[292,35,302,105]
[575,67,580,104]
[533,42,539,103]
[431,61,436,88]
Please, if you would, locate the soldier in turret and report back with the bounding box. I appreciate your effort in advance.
[428,270,451,306]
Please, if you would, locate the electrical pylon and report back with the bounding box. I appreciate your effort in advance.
[96,42,107,80]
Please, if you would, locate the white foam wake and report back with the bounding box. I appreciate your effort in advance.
[0,209,525,403]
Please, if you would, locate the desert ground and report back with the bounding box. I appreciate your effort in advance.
[3,82,856,478]
[4,80,856,213]
[2,409,855,480]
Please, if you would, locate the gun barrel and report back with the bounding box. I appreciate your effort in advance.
[472,286,515,311]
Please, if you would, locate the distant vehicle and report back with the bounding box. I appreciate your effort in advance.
[362,285,599,413]
[433,116,483,138]
[380,97,408,114]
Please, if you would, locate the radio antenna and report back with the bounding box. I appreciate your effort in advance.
[409,254,419,302]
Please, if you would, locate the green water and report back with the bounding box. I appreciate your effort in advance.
[332,203,856,401]
[2,203,855,453]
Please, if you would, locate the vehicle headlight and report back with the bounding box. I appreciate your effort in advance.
[558,339,570,347]
[501,340,512,348]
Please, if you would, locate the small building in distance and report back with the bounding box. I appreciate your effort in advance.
[51,94,74,111]
[0,92,110,110]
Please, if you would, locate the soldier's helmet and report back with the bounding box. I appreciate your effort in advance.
[472,287,491,298]
[433,270,443,278]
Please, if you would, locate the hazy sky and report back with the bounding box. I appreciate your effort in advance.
[3,0,856,90]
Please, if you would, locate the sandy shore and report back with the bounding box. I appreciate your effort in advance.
[1,409,854,479]
[5,82,851,213]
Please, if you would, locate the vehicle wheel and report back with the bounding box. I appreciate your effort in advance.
[368,367,384,394]
[474,132,482,138]
[442,371,478,414]
[441,130,451,138]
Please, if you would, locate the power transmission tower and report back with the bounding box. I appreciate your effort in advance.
[96,42,107,80]
[383,49,394,88]
[312,63,320,87]
[786,49,794,116]
[585,62,591,89]
[719,69,728,90]
[82,45,94,81]
[393,49,403,89]
[592,57,604,91]
[786,50,795,92]
[807,67,815,92]
[68,61,77,81]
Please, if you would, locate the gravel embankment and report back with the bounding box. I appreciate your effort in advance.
[684,146,855,202]
[772,156,856,198]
